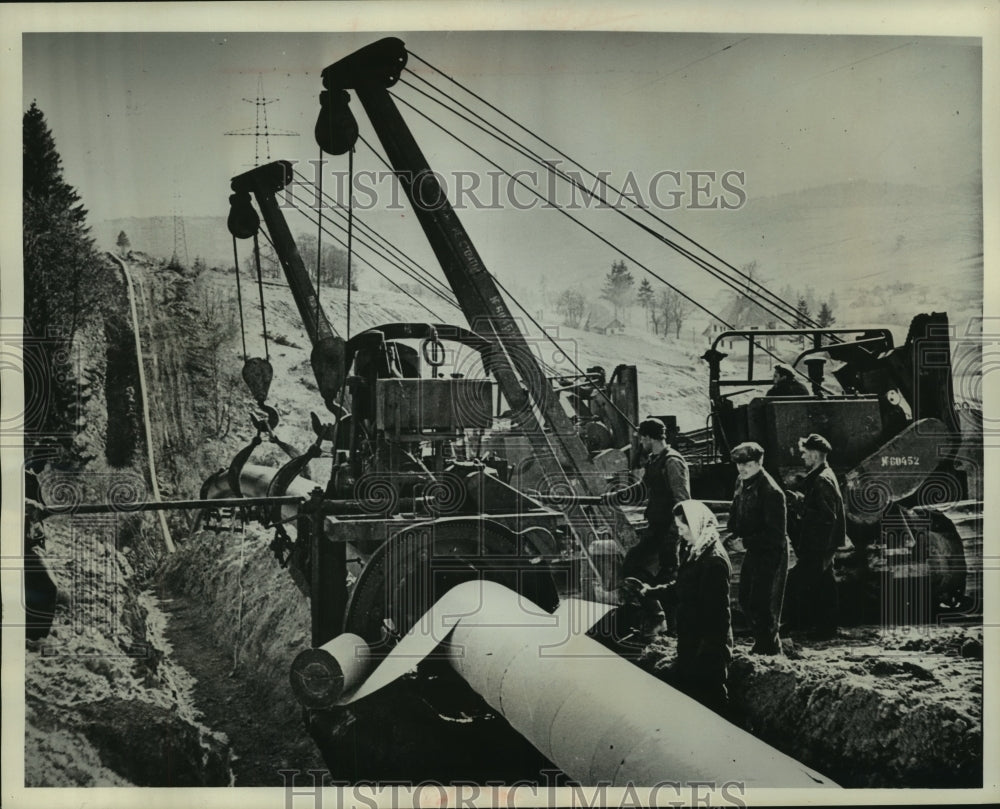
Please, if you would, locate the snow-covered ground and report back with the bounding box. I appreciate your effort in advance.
[203,265,716,440]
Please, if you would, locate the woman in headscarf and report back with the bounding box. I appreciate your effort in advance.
[667,499,734,714]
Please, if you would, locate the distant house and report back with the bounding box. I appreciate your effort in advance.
[703,294,776,350]
[582,303,625,335]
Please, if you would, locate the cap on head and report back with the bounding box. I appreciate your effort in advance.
[730,441,764,463]
[637,417,666,440]
[774,364,794,380]
[800,433,832,453]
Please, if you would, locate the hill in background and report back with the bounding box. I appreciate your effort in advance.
[96,177,982,333]
[96,176,983,429]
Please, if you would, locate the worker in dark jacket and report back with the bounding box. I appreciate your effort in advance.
[621,500,733,713]
[785,433,845,638]
[727,442,788,655]
[670,499,734,713]
[602,417,690,587]
[766,364,809,397]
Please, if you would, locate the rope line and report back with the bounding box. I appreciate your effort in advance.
[398,72,806,331]
[292,163,459,307]
[405,50,823,331]
[278,190,448,321]
[346,147,354,340]
[315,147,324,337]
[285,182,569,387]
[351,136,464,303]
[281,186,455,314]
[252,232,270,361]
[232,235,248,361]
[390,89,831,390]
[317,114,638,429]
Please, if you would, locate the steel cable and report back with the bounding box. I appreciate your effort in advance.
[405,50,822,331]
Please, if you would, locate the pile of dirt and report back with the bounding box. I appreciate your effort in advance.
[880,626,984,659]
[638,627,982,788]
[156,526,325,784]
[25,515,233,787]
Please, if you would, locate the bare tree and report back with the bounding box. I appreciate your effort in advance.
[655,288,694,339]
[664,288,694,338]
[556,288,586,327]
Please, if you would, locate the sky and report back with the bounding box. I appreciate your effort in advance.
[20,29,982,225]
[14,25,988,312]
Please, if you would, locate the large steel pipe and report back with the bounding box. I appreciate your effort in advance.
[446,582,838,788]
[310,581,838,787]
[212,462,836,785]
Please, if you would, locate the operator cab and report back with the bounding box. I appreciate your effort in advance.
[698,327,900,491]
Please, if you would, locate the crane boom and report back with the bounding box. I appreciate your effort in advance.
[319,37,633,555]
[230,162,346,413]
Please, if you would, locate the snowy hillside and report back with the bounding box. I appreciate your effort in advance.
[95,176,983,340]
[199,266,712,441]
[101,167,984,444]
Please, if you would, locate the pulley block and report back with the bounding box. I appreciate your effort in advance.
[315,89,359,156]
[242,357,274,406]
[227,192,260,239]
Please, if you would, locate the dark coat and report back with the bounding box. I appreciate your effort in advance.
[614,447,690,526]
[675,543,734,675]
[727,468,788,553]
[642,447,690,526]
[792,462,846,566]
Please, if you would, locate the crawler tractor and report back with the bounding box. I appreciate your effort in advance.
[668,320,983,623]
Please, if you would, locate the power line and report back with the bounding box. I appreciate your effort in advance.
[224,74,300,166]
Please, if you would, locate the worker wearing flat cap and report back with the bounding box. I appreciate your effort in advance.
[784,433,845,638]
[767,364,809,397]
[726,441,789,655]
[602,418,690,604]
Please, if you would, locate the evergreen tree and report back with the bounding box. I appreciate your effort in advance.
[795,296,811,325]
[795,296,811,346]
[817,301,836,328]
[600,260,634,322]
[23,102,109,445]
[23,102,89,222]
[23,103,110,338]
[116,230,131,255]
[636,278,655,331]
